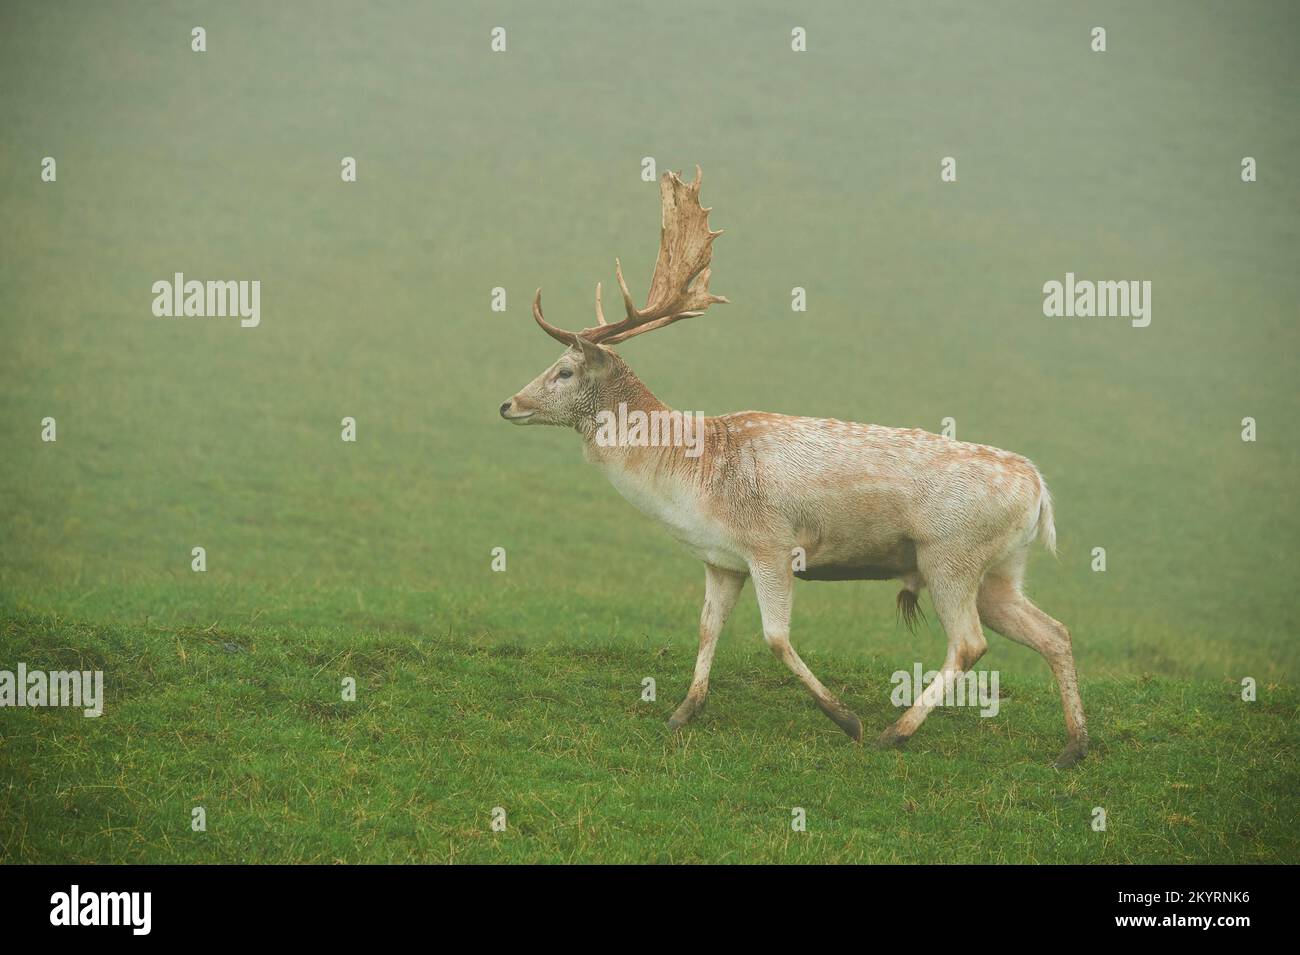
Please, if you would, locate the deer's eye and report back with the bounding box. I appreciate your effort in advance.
[556,369,573,380]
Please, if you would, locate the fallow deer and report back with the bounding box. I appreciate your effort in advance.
[500,167,1088,767]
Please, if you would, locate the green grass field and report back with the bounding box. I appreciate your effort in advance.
[2,1,1298,863]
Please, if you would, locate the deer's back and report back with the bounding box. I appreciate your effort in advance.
[709,412,1045,563]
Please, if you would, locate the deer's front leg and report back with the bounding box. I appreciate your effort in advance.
[667,564,746,730]
[750,558,863,743]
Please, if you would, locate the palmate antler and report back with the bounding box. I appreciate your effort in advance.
[532,166,729,346]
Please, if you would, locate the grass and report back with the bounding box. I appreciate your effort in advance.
[2,0,1298,862]
[2,612,1296,864]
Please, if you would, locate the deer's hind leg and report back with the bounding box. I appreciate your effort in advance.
[977,571,1088,768]
[877,548,989,749]
[668,563,747,730]
[750,558,863,742]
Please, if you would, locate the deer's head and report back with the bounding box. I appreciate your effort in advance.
[500,167,728,429]
[498,337,617,428]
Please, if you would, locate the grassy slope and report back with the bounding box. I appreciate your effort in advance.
[2,613,1296,864]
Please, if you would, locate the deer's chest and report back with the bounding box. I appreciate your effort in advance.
[601,463,748,572]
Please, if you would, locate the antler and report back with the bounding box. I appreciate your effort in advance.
[532,166,728,347]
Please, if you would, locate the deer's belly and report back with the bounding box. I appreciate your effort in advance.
[796,534,918,582]
[795,562,907,581]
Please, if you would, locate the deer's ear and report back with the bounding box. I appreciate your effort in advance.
[574,336,611,370]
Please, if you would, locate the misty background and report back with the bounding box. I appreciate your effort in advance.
[2,0,1297,681]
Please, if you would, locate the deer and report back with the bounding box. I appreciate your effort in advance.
[499,167,1089,768]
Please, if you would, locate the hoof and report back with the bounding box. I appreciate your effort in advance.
[1052,739,1089,769]
[818,703,863,743]
[666,698,702,731]
[875,725,911,750]
[836,711,864,744]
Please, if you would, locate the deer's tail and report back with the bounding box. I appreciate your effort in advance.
[1033,474,1057,556]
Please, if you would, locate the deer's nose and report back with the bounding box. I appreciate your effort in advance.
[499,401,512,418]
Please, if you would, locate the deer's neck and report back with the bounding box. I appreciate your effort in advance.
[576,371,744,566]
[577,373,711,478]
[579,372,667,455]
